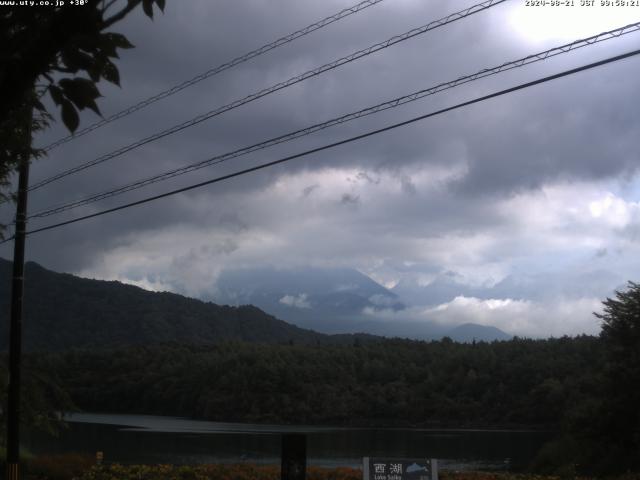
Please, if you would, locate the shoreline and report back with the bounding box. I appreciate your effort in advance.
[64,411,556,434]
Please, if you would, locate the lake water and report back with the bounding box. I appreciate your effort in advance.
[24,413,553,471]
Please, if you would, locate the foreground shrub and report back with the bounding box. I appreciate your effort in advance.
[72,464,361,480]
[42,463,640,480]
[27,453,95,480]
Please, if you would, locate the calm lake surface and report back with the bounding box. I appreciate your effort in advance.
[24,413,553,470]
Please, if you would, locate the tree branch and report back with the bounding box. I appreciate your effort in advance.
[102,0,120,14]
[102,0,141,29]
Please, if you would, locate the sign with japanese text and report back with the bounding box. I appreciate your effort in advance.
[363,458,437,480]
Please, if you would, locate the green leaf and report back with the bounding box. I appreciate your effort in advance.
[59,77,101,102]
[73,33,100,54]
[59,78,102,115]
[60,99,79,133]
[86,63,101,83]
[33,99,46,112]
[61,48,94,73]
[101,59,120,87]
[99,33,136,59]
[48,85,64,106]
[98,34,119,59]
[83,97,101,116]
[142,0,154,18]
[105,32,134,50]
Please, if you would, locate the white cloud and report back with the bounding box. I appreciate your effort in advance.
[362,295,603,337]
[426,295,603,338]
[588,192,638,228]
[508,2,634,44]
[334,283,358,292]
[368,294,397,307]
[74,171,640,332]
[113,276,175,293]
[279,293,311,309]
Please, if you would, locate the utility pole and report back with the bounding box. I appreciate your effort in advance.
[281,433,306,480]
[6,110,31,480]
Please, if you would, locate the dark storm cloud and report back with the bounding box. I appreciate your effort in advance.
[301,184,319,198]
[24,0,637,217]
[340,193,360,205]
[448,61,640,196]
[1,0,639,337]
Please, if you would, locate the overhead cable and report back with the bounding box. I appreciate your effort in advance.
[28,22,640,219]
[29,0,506,192]
[13,47,639,240]
[41,0,388,152]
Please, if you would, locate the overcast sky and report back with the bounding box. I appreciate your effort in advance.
[2,0,640,337]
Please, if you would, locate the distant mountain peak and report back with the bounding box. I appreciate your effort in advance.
[445,323,512,343]
[211,265,404,333]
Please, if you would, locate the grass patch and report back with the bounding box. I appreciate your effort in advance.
[17,460,640,480]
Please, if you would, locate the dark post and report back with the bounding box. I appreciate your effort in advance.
[6,135,31,480]
[281,433,306,480]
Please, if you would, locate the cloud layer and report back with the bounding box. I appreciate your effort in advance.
[2,0,639,337]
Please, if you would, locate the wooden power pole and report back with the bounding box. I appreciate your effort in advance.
[6,116,31,480]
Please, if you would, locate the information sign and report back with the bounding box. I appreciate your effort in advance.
[363,458,437,480]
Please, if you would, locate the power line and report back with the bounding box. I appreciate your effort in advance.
[41,0,387,152]
[13,47,640,241]
[28,0,506,192]
[28,22,640,219]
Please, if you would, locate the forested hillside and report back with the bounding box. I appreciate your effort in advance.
[0,259,508,345]
[39,336,601,428]
[0,259,373,350]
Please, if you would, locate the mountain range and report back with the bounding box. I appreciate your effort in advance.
[0,259,510,350]
[211,266,404,332]
[210,266,511,341]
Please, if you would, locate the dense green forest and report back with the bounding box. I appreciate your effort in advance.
[24,322,638,474]
[36,337,599,427]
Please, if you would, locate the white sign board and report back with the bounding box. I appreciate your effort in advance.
[363,458,438,480]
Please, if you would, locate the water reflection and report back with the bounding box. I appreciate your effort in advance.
[23,413,552,470]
